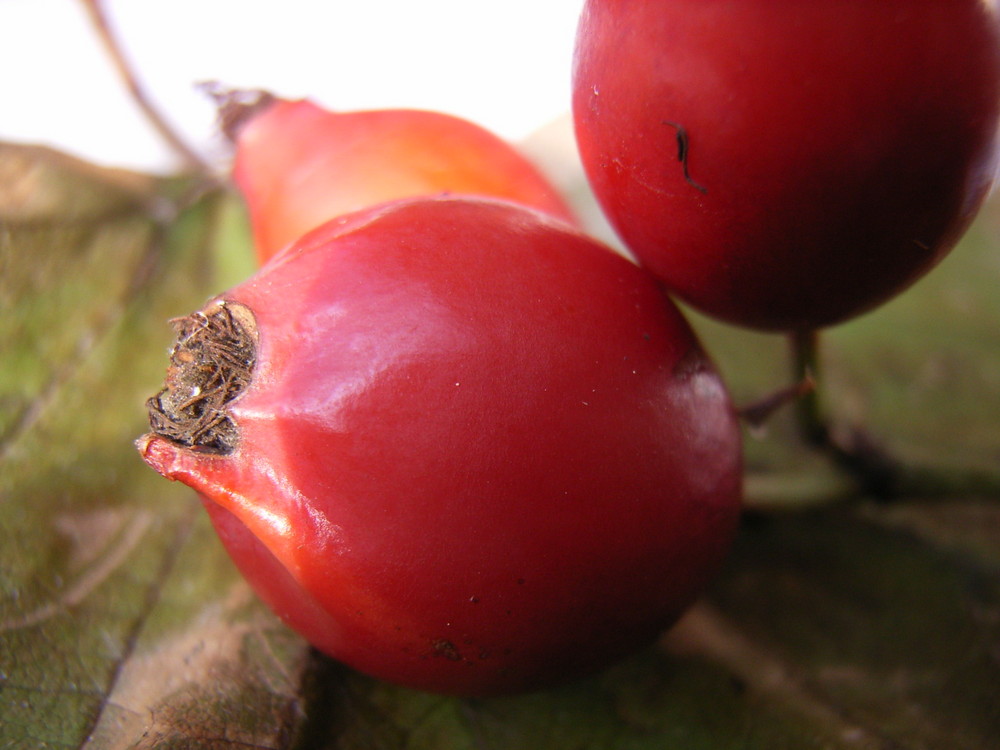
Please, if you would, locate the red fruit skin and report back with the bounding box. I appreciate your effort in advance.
[572,0,1000,330]
[233,99,579,264]
[138,197,742,696]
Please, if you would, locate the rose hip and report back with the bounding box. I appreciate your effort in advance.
[138,197,742,696]
[226,95,578,263]
[572,0,1000,329]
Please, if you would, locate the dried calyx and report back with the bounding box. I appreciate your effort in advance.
[146,300,257,454]
[198,82,277,142]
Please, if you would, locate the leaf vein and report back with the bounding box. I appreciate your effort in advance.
[76,502,199,750]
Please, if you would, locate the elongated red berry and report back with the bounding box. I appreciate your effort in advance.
[226,95,578,263]
[137,197,742,696]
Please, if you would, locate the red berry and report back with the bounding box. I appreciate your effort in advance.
[137,197,742,696]
[572,0,1000,330]
[229,97,578,263]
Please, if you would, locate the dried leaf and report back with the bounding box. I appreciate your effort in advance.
[0,141,297,748]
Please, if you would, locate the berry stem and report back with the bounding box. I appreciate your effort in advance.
[789,328,829,447]
[739,331,1000,509]
[788,329,899,498]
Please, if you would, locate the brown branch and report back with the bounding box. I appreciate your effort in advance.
[79,0,211,173]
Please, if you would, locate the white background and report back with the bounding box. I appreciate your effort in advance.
[0,0,585,174]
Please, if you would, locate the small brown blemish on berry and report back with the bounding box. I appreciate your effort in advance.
[432,638,462,662]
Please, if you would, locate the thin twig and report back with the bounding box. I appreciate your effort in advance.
[79,0,211,173]
[738,374,816,431]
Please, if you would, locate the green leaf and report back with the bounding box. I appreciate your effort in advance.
[707,505,1000,750]
[2,136,999,749]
